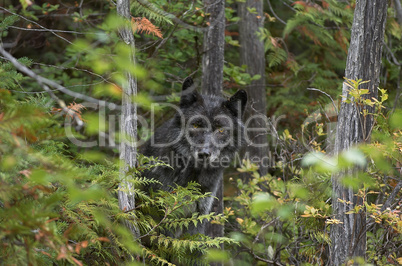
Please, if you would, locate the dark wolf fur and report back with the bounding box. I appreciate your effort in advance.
[140,77,247,235]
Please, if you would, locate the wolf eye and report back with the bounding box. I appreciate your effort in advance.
[193,124,199,129]
[218,128,224,133]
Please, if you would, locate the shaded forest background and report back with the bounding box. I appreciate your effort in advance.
[0,0,401,265]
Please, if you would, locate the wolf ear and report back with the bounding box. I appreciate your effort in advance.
[224,90,247,117]
[182,76,194,91]
[180,77,198,108]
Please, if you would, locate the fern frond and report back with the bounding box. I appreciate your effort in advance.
[162,212,216,232]
[142,246,175,266]
[132,17,163,38]
[325,0,353,20]
[131,0,173,25]
[51,102,86,121]
[267,47,287,68]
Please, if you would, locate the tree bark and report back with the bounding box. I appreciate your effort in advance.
[238,0,268,177]
[116,0,138,237]
[201,0,225,240]
[202,0,225,95]
[394,0,402,25]
[330,0,387,264]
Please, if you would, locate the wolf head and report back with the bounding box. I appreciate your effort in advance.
[171,77,247,168]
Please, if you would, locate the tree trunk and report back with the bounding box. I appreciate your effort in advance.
[202,0,225,95]
[238,0,268,177]
[330,0,387,264]
[116,0,138,237]
[201,0,225,239]
[394,0,402,25]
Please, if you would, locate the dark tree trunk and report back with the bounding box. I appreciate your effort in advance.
[330,0,387,264]
[201,0,225,240]
[117,0,138,237]
[238,0,268,177]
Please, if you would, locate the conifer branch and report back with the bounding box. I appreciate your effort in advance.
[134,0,224,32]
[0,46,120,110]
[0,46,85,127]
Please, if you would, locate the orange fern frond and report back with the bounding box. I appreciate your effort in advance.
[52,102,86,121]
[131,17,163,39]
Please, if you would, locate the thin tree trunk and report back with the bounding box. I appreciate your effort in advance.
[238,0,268,177]
[394,0,402,25]
[117,0,138,237]
[202,0,225,95]
[330,0,387,264]
[201,0,225,239]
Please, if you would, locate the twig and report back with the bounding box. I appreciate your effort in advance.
[0,55,116,89]
[393,0,402,25]
[392,67,401,113]
[253,218,278,245]
[0,55,116,88]
[9,26,86,35]
[281,0,296,12]
[356,178,402,247]
[267,0,287,25]
[0,7,73,45]
[0,46,120,110]
[35,13,107,18]
[380,179,402,212]
[2,59,82,126]
[383,41,401,66]
[1,48,83,127]
[252,252,285,266]
[307,88,338,114]
[382,42,402,113]
[30,60,115,86]
[150,24,179,58]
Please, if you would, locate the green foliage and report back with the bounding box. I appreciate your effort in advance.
[343,78,389,142]
[223,63,261,86]
[0,92,237,265]
[131,0,174,25]
[0,93,141,264]
[301,82,402,264]
[224,161,332,264]
[0,15,19,32]
[1,1,401,264]
[263,0,355,122]
[0,58,32,91]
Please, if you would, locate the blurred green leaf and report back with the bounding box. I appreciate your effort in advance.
[83,113,107,135]
[80,151,107,162]
[390,109,402,130]
[341,148,366,168]
[30,168,51,185]
[206,249,230,263]
[251,193,276,215]
[1,155,17,170]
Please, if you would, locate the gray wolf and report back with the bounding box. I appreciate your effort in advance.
[140,77,247,235]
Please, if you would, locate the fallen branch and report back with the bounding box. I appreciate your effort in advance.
[0,46,120,110]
